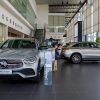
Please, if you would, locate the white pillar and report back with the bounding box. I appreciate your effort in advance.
[0,24,8,42]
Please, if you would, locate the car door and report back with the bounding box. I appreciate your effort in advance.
[71,43,94,59]
[81,43,100,60]
[70,43,83,54]
[80,43,94,59]
[90,43,100,60]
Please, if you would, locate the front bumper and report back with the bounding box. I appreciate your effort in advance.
[0,68,36,79]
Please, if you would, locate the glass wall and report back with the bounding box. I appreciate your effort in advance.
[62,0,100,42]
[82,0,100,42]
[8,0,36,27]
[48,15,65,33]
[74,23,78,42]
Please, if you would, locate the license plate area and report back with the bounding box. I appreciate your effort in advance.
[0,69,12,75]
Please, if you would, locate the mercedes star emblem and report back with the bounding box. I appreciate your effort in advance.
[0,61,8,69]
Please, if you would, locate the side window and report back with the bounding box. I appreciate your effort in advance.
[12,40,21,48]
[2,41,9,48]
[2,40,13,48]
[94,43,100,48]
[83,43,90,48]
[89,43,95,48]
[20,40,36,48]
[72,43,83,47]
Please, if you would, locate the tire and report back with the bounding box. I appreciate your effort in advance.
[71,53,82,64]
[31,60,41,83]
[34,71,41,83]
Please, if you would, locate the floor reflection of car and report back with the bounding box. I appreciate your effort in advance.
[62,42,100,64]
[0,38,45,82]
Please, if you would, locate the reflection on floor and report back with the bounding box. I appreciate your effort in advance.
[0,60,100,100]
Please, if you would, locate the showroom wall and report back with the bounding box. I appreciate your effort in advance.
[46,13,65,40]
[65,0,100,42]
[0,0,37,40]
[36,5,48,29]
[0,5,31,35]
[83,1,94,41]
[65,12,82,42]
[0,24,8,41]
[29,0,38,17]
[83,0,100,42]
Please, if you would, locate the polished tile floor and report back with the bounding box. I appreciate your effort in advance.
[0,60,100,100]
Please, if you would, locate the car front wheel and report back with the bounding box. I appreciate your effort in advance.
[31,60,41,83]
[71,54,82,64]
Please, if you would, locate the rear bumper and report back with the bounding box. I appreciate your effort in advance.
[61,54,66,59]
[61,52,71,59]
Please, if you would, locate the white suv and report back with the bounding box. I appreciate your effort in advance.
[0,38,45,82]
[62,42,100,63]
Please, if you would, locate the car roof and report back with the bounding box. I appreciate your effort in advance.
[7,38,37,42]
[63,42,97,46]
[76,42,96,43]
[7,38,35,40]
[68,42,97,44]
[67,42,98,47]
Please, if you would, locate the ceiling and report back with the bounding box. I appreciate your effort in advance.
[36,0,87,26]
[36,0,85,5]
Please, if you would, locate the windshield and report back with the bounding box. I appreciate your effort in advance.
[20,40,36,48]
[1,39,36,49]
[67,43,76,48]
[63,43,70,47]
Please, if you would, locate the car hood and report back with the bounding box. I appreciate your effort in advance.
[0,49,38,59]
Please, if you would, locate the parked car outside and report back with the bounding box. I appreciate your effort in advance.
[0,38,45,82]
[62,42,100,63]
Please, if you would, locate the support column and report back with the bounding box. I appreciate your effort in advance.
[98,0,99,34]
[0,24,8,42]
[21,34,24,38]
[78,21,82,42]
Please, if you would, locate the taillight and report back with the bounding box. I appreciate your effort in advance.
[63,48,69,52]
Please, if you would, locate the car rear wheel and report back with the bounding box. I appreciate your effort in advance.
[71,54,82,64]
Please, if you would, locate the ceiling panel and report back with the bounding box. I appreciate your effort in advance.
[36,0,87,26]
[36,0,48,4]
[36,0,85,5]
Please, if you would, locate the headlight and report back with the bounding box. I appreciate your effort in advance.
[23,56,37,64]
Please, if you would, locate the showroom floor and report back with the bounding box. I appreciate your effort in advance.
[0,60,100,100]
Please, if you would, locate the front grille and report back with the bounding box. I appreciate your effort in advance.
[17,68,35,76]
[0,59,23,69]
